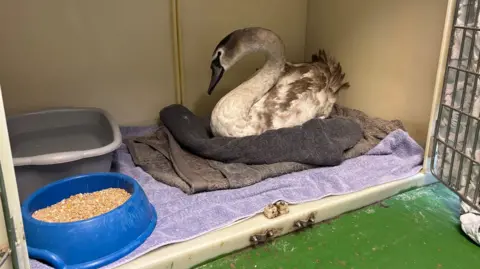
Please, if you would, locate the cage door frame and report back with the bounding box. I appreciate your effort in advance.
[429,0,480,212]
[0,85,30,269]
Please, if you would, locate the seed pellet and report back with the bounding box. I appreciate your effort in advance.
[32,188,131,223]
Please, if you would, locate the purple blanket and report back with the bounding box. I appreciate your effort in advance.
[29,127,424,269]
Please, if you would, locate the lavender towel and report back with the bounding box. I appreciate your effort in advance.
[29,127,424,269]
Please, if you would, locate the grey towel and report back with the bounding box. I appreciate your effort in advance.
[159,104,362,165]
[125,104,404,194]
[125,126,312,194]
[329,104,406,159]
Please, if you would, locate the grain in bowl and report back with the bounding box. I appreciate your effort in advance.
[32,188,131,223]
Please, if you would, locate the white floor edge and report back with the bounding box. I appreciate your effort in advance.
[116,171,438,269]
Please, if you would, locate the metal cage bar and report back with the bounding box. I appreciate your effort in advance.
[431,0,480,212]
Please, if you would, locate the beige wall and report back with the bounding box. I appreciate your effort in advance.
[0,0,449,147]
[0,0,308,122]
[179,0,308,116]
[305,0,449,146]
[0,0,176,126]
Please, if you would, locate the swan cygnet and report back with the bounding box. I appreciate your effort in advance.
[207,27,350,138]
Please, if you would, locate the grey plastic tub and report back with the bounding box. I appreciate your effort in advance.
[7,107,122,203]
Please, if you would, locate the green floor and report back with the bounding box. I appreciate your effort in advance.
[194,183,480,269]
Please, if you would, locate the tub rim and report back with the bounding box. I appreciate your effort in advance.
[8,107,122,166]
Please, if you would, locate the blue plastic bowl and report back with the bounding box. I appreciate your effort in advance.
[21,172,157,269]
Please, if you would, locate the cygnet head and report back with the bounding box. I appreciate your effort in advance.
[207,27,284,95]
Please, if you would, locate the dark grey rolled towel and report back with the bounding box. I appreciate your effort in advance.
[159,104,363,166]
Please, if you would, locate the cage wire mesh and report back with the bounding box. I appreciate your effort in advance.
[431,0,480,211]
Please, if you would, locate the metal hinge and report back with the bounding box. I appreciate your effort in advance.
[293,213,315,230]
[250,228,282,246]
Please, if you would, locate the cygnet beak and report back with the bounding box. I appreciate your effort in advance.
[207,57,224,95]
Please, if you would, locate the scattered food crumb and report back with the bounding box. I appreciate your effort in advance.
[274,200,289,215]
[263,204,279,219]
[32,188,131,223]
[365,208,375,214]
